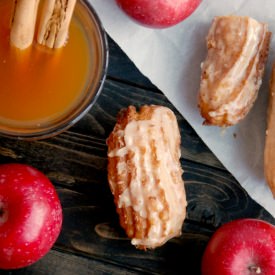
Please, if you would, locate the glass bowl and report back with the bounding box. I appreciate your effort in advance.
[0,0,108,140]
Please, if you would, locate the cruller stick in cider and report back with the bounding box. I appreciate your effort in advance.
[10,0,40,49]
[37,0,77,48]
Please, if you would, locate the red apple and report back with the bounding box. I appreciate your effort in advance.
[201,218,275,275]
[116,0,201,28]
[0,163,62,269]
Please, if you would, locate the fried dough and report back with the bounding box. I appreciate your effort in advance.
[107,105,187,249]
[199,16,271,126]
[264,64,275,197]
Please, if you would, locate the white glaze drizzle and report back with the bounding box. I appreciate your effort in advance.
[200,16,268,124]
[108,106,186,247]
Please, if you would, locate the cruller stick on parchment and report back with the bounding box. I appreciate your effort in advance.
[10,0,40,49]
[198,16,271,126]
[264,64,275,198]
[37,0,77,48]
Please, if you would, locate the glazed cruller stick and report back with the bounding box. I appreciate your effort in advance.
[10,0,77,50]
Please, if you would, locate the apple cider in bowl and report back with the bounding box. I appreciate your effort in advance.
[0,0,108,140]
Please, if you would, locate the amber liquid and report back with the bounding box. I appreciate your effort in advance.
[0,1,90,128]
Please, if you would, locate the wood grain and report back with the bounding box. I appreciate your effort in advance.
[0,35,274,275]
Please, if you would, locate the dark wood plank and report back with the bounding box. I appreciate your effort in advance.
[0,133,274,274]
[0,35,274,275]
[0,79,224,185]
[0,248,139,275]
[75,79,225,169]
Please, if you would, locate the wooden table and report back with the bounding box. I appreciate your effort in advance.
[0,35,274,275]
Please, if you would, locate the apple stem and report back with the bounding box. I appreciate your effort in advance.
[249,265,261,274]
[0,207,3,217]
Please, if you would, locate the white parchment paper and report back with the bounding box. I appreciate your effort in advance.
[89,0,275,217]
